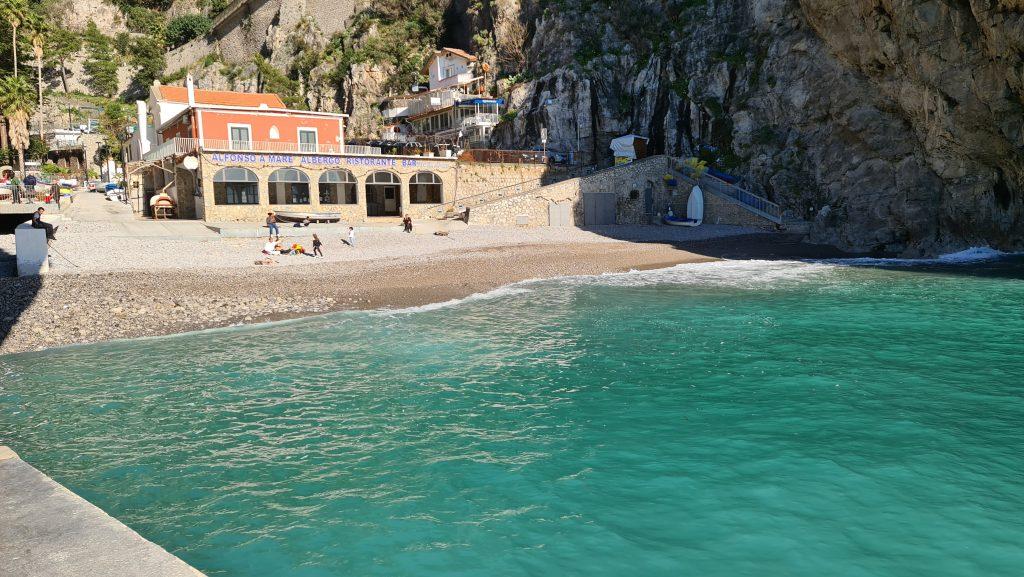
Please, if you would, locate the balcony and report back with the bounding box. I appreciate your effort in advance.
[142,138,383,161]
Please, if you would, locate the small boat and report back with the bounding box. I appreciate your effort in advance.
[663,185,704,227]
[275,211,342,224]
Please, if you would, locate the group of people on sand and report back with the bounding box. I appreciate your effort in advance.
[258,211,356,264]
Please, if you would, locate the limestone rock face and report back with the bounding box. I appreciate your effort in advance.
[497,0,1024,255]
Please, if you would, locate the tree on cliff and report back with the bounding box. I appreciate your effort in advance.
[165,14,212,49]
[83,21,119,98]
[0,75,37,179]
[47,28,81,95]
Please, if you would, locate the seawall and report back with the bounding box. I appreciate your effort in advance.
[0,446,206,577]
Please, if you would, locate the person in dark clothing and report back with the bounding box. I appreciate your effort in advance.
[312,234,323,257]
[402,214,413,233]
[31,207,57,240]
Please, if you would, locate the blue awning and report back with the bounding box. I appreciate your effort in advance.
[456,98,505,106]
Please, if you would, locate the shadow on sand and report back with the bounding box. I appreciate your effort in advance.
[0,215,43,352]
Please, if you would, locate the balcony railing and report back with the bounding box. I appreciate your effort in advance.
[143,138,384,161]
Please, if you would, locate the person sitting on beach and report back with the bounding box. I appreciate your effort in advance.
[291,243,305,255]
[263,240,281,255]
[31,207,57,241]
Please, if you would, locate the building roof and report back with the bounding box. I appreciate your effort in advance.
[437,47,477,62]
[422,47,478,74]
[154,85,286,109]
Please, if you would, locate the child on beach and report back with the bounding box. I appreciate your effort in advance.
[312,234,323,257]
[347,227,355,247]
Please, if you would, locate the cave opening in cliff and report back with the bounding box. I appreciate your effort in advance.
[993,168,1013,211]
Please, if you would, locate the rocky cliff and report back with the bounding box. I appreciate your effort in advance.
[105,0,1023,255]
[490,0,1023,255]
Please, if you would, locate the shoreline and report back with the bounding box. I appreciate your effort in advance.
[0,233,849,356]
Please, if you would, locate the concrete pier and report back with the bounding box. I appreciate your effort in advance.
[0,446,206,577]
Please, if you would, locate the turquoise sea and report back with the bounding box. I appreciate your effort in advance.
[2,254,1023,577]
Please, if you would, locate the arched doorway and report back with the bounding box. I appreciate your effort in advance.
[409,172,442,204]
[365,171,401,216]
[268,168,310,205]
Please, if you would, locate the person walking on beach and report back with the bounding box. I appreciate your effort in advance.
[402,214,413,233]
[312,234,323,258]
[266,212,280,241]
[31,207,57,241]
[347,226,355,248]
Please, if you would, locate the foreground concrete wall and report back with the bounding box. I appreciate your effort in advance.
[15,222,51,276]
[0,446,206,577]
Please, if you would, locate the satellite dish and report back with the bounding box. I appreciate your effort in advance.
[181,156,200,170]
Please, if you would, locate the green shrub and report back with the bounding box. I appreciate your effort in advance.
[165,14,212,48]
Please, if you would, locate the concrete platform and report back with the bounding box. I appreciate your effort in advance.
[0,447,206,577]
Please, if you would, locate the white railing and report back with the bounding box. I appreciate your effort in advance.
[462,113,500,128]
[143,137,389,160]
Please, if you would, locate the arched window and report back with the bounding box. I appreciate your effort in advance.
[268,168,310,205]
[319,169,357,204]
[366,171,401,185]
[410,172,442,204]
[365,171,401,217]
[212,167,259,205]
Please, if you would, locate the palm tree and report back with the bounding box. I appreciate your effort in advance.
[27,15,47,139]
[0,75,37,179]
[1,0,29,77]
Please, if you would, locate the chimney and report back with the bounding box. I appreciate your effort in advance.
[186,74,196,107]
[135,100,150,155]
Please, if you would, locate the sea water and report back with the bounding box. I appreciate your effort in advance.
[1,255,1023,577]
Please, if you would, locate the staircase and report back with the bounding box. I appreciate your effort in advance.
[671,164,783,225]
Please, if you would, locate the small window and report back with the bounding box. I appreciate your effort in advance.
[298,128,317,153]
[229,126,251,150]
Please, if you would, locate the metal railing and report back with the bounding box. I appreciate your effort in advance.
[143,138,387,160]
[673,163,782,223]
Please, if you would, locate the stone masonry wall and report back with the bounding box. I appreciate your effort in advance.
[463,156,779,229]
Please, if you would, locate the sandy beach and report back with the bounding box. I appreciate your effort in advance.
[0,196,847,355]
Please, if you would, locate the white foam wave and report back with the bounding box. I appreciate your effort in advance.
[815,246,1018,267]
[374,286,536,315]
[375,260,835,316]
[550,259,835,290]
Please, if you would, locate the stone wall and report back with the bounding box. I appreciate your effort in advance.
[460,155,780,228]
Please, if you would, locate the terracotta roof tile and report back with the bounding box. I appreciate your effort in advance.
[157,85,286,108]
[438,47,477,62]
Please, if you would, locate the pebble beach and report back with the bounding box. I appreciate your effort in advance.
[0,194,840,356]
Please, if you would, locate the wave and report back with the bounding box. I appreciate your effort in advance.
[373,286,537,315]
[381,260,835,316]
[551,259,835,290]
[813,246,1020,267]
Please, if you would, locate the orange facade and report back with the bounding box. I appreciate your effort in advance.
[158,110,343,148]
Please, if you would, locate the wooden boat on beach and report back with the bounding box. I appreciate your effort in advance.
[274,211,342,224]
